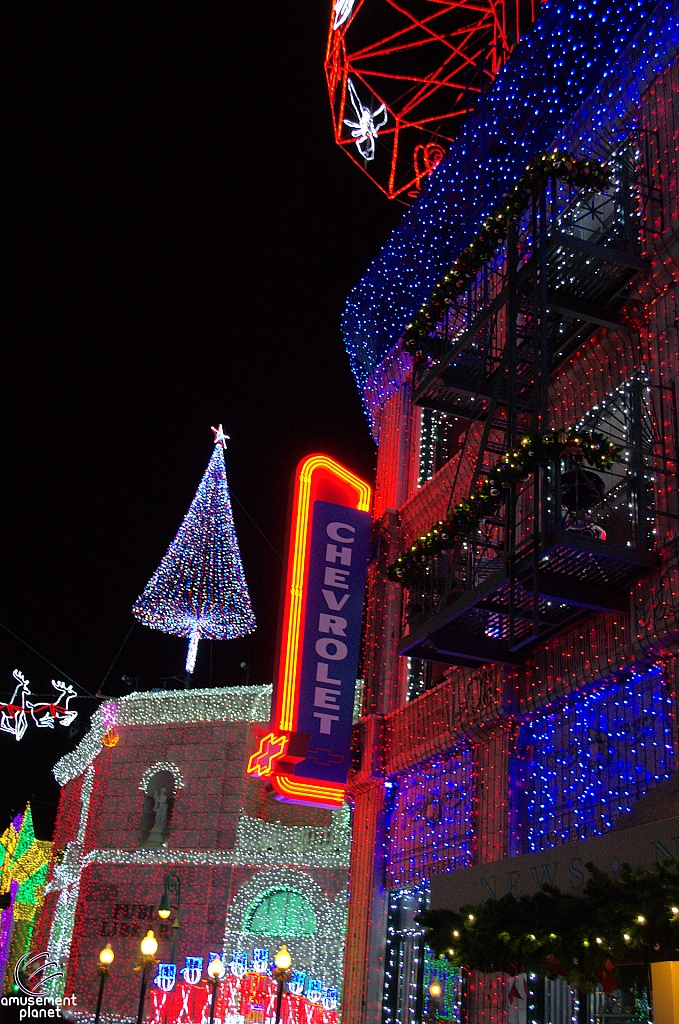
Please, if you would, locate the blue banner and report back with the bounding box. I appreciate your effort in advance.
[293,500,371,784]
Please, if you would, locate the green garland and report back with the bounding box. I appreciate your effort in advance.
[403,151,610,355]
[387,429,620,586]
[419,859,679,993]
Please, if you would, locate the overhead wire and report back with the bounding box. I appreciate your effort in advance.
[230,490,284,562]
[0,621,95,697]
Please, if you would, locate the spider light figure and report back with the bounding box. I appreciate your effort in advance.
[343,79,387,162]
[326,0,538,199]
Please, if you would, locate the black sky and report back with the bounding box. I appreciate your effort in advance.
[3,13,402,836]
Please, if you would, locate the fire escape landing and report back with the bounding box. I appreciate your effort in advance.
[398,157,675,668]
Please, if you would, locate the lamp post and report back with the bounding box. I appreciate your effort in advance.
[157,873,182,963]
[273,945,293,1024]
[135,930,158,1024]
[94,943,114,1024]
[207,955,226,1024]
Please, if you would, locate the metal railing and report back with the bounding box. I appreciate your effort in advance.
[412,146,640,391]
[402,381,677,640]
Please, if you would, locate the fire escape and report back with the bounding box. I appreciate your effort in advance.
[398,151,677,668]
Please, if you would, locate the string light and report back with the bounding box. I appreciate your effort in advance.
[222,868,348,989]
[347,0,677,424]
[326,0,534,201]
[139,762,185,793]
[148,967,343,1023]
[0,670,79,742]
[343,3,679,1021]
[0,805,52,989]
[38,766,95,1000]
[54,686,273,786]
[384,751,473,888]
[132,431,256,673]
[38,686,351,1015]
[510,666,673,852]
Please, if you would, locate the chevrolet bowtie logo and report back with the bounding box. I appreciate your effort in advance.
[247,732,290,778]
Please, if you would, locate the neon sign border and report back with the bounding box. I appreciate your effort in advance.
[255,454,371,807]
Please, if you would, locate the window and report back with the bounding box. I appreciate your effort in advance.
[244,889,316,937]
[418,410,463,486]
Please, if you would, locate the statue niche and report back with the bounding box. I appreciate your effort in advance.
[140,770,176,848]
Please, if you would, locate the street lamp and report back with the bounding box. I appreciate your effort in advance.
[273,945,293,1024]
[207,955,226,1024]
[157,873,182,963]
[135,930,158,1024]
[94,944,114,1024]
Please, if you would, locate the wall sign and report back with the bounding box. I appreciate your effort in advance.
[431,814,679,911]
[247,454,371,807]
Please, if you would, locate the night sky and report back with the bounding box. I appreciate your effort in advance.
[4,12,402,836]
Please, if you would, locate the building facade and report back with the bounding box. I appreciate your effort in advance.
[32,685,349,1019]
[341,3,679,1022]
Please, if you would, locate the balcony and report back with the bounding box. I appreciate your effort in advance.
[398,383,676,667]
[412,152,643,422]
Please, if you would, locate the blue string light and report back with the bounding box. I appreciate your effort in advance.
[384,751,473,888]
[342,0,676,414]
[510,666,674,854]
[133,434,256,672]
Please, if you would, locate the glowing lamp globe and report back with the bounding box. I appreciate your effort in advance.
[99,943,114,966]
[208,956,226,981]
[275,945,292,971]
[140,931,158,957]
[429,980,442,999]
[102,727,119,748]
[157,893,171,920]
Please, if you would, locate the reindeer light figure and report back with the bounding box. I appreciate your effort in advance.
[0,670,31,741]
[27,679,78,729]
[0,671,78,740]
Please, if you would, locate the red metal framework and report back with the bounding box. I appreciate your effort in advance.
[325,0,538,202]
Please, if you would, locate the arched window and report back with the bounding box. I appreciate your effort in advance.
[244,889,316,937]
[139,770,176,848]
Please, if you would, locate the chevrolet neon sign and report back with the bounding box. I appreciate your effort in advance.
[246,454,371,807]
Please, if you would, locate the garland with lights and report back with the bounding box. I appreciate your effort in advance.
[388,429,620,585]
[419,859,679,993]
[401,151,610,355]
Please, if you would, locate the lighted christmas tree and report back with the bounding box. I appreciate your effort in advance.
[133,425,256,673]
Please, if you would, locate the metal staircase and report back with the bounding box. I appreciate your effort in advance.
[398,152,677,668]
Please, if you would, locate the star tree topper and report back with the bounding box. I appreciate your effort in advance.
[211,424,230,448]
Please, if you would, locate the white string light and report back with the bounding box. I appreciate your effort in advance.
[54,686,273,786]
